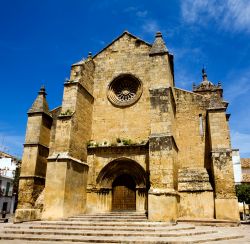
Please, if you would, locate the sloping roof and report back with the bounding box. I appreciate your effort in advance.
[0,151,20,161]
[92,31,152,59]
[0,151,14,158]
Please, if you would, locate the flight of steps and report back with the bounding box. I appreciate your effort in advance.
[0,212,245,243]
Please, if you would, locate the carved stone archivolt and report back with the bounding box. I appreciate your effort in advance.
[96,158,148,189]
[107,74,143,107]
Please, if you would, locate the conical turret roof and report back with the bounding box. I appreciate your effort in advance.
[149,32,168,55]
[28,85,50,115]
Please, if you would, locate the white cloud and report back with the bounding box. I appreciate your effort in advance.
[123,6,137,13]
[136,10,148,18]
[181,0,250,33]
[123,7,148,18]
[122,7,160,36]
[0,128,24,157]
[224,69,250,101]
[231,131,250,156]
[174,67,196,89]
[142,19,161,35]
[171,47,203,62]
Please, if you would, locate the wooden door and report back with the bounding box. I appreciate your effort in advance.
[112,174,136,211]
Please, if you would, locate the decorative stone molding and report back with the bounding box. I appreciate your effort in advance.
[47,152,88,166]
[107,74,143,107]
[178,168,213,192]
[149,134,178,152]
[148,188,179,196]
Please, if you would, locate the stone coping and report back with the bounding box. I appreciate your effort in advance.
[87,186,147,193]
[149,134,178,152]
[47,153,88,166]
[58,113,74,119]
[19,175,45,180]
[27,111,52,119]
[88,142,148,150]
[64,80,94,101]
[206,107,227,112]
[148,188,179,196]
[23,143,49,149]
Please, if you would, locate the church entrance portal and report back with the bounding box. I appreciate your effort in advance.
[112,174,136,211]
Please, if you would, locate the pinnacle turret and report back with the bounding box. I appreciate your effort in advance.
[193,68,215,92]
[202,68,208,82]
[149,32,168,55]
[28,85,50,114]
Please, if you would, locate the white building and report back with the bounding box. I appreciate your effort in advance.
[0,152,19,213]
[232,149,242,184]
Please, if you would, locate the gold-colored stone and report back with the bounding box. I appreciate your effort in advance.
[15,31,239,223]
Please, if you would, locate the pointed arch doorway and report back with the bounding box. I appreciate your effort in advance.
[112,174,136,211]
[96,158,148,212]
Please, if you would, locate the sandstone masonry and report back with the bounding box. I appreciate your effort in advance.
[15,31,240,223]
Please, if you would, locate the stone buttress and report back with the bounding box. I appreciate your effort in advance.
[42,57,94,220]
[148,32,179,221]
[194,69,239,220]
[15,86,52,222]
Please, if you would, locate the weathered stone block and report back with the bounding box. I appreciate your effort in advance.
[215,198,240,221]
[148,189,178,222]
[179,191,214,219]
[178,168,213,191]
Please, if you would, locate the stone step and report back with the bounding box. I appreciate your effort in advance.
[0,242,115,244]
[79,212,146,215]
[0,232,244,243]
[5,224,195,232]
[0,213,246,243]
[178,218,240,227]
[75,213,147,216]
[71,215,147,219]
[3,227,216,237]
[65,218,149,222]
[29,221,176,227]
[67,217,147,221]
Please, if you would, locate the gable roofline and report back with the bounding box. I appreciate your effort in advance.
[92,31,152,59]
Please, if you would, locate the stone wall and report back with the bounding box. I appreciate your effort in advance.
[17,31,240,223]
[91,33,173,144]
[175,88,210,169]
[241,158,250,183]
[86,145,148,213]
[178,168,214,218]
[88,33,179,221]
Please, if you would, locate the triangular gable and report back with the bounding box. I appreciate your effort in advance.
[93,31,152,59]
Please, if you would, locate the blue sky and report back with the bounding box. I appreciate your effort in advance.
[0,0,249,158]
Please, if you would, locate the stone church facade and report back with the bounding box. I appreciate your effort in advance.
[15,31,239,222]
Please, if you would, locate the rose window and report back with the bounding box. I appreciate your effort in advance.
[107,74,143,107]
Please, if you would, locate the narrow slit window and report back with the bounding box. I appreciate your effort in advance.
[199,114,204,137]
